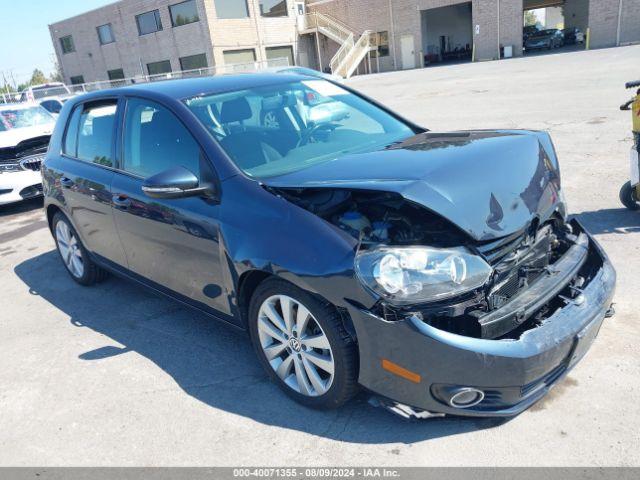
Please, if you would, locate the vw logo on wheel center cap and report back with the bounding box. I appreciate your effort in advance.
[289,337,302,352]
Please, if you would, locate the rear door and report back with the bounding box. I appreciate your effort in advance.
[110,97,227,317]
[53,98,127,267]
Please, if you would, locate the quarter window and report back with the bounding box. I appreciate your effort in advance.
[123,98,201,178]
[260,0,288,17]
[136,10,163,35]
[214,0,250,18]
[169,0,199,27]
[97,24,115,45]
[147,60,172,75]
[65,102,117,167]
[60,35,75,54]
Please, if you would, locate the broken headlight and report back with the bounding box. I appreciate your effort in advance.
[355,246,492,305]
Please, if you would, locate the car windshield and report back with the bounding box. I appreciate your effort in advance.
[0,106,54,131]
[538,29,556,35]
[185,79,415,179]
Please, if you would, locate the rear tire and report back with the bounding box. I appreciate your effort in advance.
[52,212,108,286]
[248,278,359,409]
[620,182,640,210]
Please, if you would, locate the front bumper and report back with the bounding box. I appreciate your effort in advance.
[0,170,43,205]
[347,221,615,417]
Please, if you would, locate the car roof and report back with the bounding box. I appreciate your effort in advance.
[71,73,316,103]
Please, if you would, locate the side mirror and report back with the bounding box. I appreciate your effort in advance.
[141,166,212,199]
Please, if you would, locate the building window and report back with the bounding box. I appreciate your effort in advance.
[97,24,115,45]
[260,0,288,17]
[136,10,163,35]
[69,75,84,85]
[169,0,199,27]
[214,0,250,18]
[179,53,208,71]
[147,60,172,75]
[60,35,75,54]
[265,45,294,66]
[223,49,256,65]
[107,69,125,80]
[371,31,389,57]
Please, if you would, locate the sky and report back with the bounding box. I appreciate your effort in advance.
[0,0,115,86]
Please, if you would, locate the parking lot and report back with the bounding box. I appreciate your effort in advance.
[1,45,639,466]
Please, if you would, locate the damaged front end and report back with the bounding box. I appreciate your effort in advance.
[262,130,615,417]
[267,184,615,417]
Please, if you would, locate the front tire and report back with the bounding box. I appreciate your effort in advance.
[248,278,359,409]
[52,212,108,285]
[620,182,640,210]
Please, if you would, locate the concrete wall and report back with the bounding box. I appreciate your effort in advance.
[619,0,640,45]
[564,0,589,32]
[50,0,305,84]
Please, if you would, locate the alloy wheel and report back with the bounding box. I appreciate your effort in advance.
[55,220,84,279]
[257,294,334,397]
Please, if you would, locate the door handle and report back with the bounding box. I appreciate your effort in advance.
[112,194,131,209]
[60,177,74,188]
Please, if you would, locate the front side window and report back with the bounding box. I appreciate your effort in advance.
[136,10,163,35]
[123,98,201,178]
[97,24,115,45]
[260,0,288,17]
[185,79,413,178]
[0,106,53,131]
[147,60,172,75]
[214,0,249,18]
[60,35,75,54]
[73,102,117,167]
[169,0,199,27]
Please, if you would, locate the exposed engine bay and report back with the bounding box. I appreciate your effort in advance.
[272,187,602,341]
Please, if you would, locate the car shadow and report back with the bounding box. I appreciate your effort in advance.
[14,250,508,444]
[0,197,43,218]
[574,208,640,235]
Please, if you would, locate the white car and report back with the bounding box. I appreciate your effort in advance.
[0,103,55,206]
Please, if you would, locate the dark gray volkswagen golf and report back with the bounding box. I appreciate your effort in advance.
[42,73,615,418]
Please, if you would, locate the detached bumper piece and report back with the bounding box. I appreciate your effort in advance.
[349,220,615,417]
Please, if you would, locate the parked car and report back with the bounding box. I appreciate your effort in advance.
[42,74,615,418]
[39,95,76,118]
[0,103,55,205]
[525,29,565,50]
[523,24,542,42]
[562,27,585,45]
[20,82,72,102]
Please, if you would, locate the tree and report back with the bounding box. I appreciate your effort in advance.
[49,60,64,83]
[29,68,47,86]
[524,10,538,26]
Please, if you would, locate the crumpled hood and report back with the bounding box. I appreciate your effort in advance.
[0,124,54,149]
[263,130,564,241]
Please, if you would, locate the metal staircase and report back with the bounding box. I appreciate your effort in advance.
[300,12,377,79]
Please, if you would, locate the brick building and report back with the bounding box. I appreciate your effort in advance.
[306,0,640,74]
[49,0,312,85]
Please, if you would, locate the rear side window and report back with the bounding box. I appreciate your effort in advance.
[123,98,201,178]
[63,101,117,167]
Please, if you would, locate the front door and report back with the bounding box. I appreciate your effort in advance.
[110,98,228,317]
[401,34,416,70]
[52,99,127,267]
